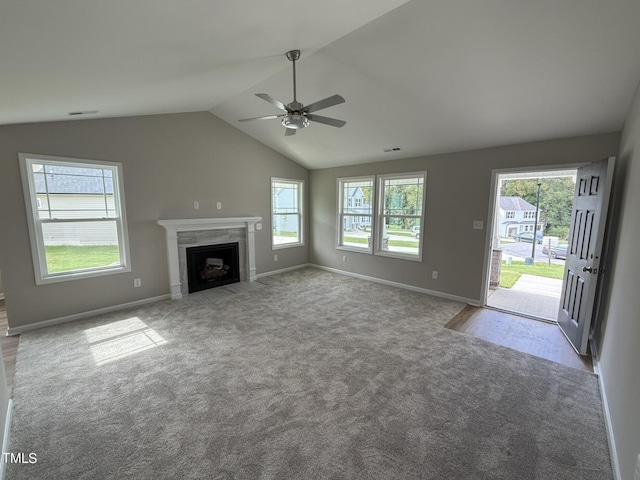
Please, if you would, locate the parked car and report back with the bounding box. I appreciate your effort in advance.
[411,226,420,238]
[542,244,568,259]
[513,232,543,244]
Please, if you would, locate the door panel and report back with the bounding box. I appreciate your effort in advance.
[557,157,615,354]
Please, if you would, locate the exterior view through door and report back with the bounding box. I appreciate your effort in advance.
[486,158,614,355]
[487,169,578,321]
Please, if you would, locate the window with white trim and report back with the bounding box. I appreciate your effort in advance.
[523,211,536,219]
[19,153,131,284]
[505,211,515,219]
[377,173,425,259]
[271,178,304,248]
[338,177,374,252]
[337,173,426,260]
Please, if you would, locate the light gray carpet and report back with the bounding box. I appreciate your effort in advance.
[7,268,612,479]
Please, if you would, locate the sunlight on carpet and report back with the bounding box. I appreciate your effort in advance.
[84,316,168,366]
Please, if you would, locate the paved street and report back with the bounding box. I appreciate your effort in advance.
[499,241,565,265]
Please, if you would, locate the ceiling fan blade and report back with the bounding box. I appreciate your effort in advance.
[284,127,296,136]
[255,93,290,112]
[303,94,345,113]
[238,114,283,122]
[306,114,346,128]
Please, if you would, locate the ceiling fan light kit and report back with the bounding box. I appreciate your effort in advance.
[282,114,309,129]
[239,50,346,136]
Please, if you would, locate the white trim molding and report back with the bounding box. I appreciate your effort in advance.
[592,358,621,480]
[6,294,170,336]
[310,264,480,306]
[157,217,262,300]
[256,263,311,279]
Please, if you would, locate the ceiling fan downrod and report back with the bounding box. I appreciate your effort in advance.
[286,50,302,110]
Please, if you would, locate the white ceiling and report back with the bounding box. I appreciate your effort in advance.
[2,0,639,169]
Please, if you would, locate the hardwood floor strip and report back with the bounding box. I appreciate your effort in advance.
[0,300,19,396]
[446,305,593,373]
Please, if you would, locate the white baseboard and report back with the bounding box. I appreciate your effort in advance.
[592,358,621,480]
[309,264,480,306]
[7,294,171,335]
[256,263,312,279]
[0,398,13,480]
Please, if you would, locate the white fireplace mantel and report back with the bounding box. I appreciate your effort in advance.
[157,217,262,299]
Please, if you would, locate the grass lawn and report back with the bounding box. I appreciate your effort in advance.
[343,236,418,248]
[500,260,565,288]
[45,245,120,273]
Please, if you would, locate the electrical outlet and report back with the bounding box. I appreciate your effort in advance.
[216,202,222,210]
[134,278,142,288]
[342,255,347,262]
[256,223,262,230]
[432,271,438,279]
[273,254,278,262]
[193,201,199,210]
[473,220,483,230]
[634,453,640,480]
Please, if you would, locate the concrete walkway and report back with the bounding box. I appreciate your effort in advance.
[487,274,562,320]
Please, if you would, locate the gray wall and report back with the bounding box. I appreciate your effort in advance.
[0,342,9,473]
[596,83,640,480]
[0,112,308,329]
[309,133,620,302]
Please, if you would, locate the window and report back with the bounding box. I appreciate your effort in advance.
[505,211,515,219]
[337,173,426,260]
[524,211,536,219]
[271,178,303,248]
[377,173,425,259]
[19,153,131,284]
[338,177,374,252]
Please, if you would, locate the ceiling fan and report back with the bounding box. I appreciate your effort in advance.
[239,50,346,136]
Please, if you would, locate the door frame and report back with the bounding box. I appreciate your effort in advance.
[480,162,588,311]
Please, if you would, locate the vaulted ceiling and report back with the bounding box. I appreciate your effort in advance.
[2,0,639,169]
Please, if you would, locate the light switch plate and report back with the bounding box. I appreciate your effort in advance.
[473,220,484,230]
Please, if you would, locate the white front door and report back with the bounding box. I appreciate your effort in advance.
[557,157,615,354]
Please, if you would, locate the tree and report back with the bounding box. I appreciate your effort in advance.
[501,177,575,241]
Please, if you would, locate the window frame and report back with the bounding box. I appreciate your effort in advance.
[375,172,426,262]
[336,173,427,261]
[337,176,375,254]
[19,153,131,285]
[271,177,304,250]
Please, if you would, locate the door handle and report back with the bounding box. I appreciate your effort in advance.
[582,266,593,273]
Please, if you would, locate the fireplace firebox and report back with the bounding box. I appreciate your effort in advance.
[186,242,240,293]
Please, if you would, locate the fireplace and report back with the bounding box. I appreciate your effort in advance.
[157,217,261,300]
[186,242,240,293]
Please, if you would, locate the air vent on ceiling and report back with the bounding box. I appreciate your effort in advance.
[68,110,99,116]
[383,146,403,152]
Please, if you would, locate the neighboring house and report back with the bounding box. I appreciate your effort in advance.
[343,186,371,231]
[498,196,543,238]
[272,184,300,236]
[34,166,118,246]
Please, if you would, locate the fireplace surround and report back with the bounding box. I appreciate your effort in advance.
[157,217,261,299]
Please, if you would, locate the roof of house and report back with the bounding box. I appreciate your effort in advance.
[34,167,114,195]
[500,196,536,211]
[346,187,364,197]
